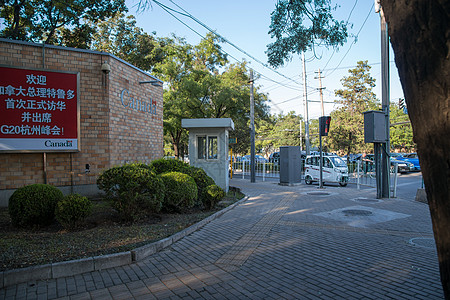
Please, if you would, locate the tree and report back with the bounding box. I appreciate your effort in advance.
[328,61,380,156]
[152,35,196,158]
[90,13,164,70]
[260,112,302,150]
[389,103,414,152]
[267,0,450,296]
[381,3,450,296]
[0,0,127,47]
[151,33,270,158]
[266,0,348,67]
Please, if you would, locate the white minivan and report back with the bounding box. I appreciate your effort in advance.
[304,155,349,187]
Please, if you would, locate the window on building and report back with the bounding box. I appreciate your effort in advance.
[198,136,206,159]
[208,136,217,159]
[197,136,218,160]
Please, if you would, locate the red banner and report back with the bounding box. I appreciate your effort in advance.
[0,66,79,152]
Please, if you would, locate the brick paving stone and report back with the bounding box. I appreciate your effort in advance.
[107,284,133,299]
[36,294,47,300]
[135,294,156,300]
[89,289,113,300]
[1,179,445,299]
[122,265,139,283]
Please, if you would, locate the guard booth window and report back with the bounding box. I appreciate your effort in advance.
[197,136,218,160]
[208,136,218,159]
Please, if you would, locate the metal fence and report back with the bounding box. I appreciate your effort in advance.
[231,160,399,196]
[231,161,280,181]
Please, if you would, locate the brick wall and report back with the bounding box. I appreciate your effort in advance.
[0,39,163,195]
[107,57,163,166]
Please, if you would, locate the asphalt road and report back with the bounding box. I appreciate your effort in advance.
[234,171,424,201]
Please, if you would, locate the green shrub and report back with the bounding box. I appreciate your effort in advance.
[203,184,225,210]
[150,158,189,174]
[160,172,198,211]
[55,194,92,230]
[184,166,215,205]
[97,163,165,222]
[150,159,216,206]
[8,184,64,227]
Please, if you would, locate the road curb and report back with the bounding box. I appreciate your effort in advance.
[1,194,249,288]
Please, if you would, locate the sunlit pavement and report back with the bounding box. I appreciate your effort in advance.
[1,178,443,299]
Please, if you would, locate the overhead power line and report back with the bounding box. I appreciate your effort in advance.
[150,0,301,88]
[324,2,374,77]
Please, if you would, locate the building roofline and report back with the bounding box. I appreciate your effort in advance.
[0,38,163,83]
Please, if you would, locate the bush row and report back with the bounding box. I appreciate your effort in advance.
[96,159,224,221]
[8,159,225,227]
[8,184,91,230]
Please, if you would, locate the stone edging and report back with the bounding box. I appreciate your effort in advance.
[0,194,249,288]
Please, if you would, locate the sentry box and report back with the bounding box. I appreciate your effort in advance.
[182,118,234,192]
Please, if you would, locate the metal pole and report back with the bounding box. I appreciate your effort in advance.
[299,116,303,151]
[250,69,255,183]
[262,161,266,182]
[316,69,325,117]
[319,135,323,188]
[392,163,398,198]
[375,143,382,198]
[230,148,233,179]
[357,159,361,190]
[302,53,310,155]
[43,152,47,184]
[380,6,390,198]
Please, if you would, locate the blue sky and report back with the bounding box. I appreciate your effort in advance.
[125,0,404,120]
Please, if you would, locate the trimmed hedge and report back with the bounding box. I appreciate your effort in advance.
[55,194,92,230]
[184,166,215,206]
[8,184,64,227]
[150,159,215,206]
[203,184,225,210]
[150,158,189,174]
[160,172,198,212]
[97,163,165,221]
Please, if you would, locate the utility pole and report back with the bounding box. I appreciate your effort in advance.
[250,69,255,183]
[380,6,390,198]
[375,0,390,198]
[302,53,310,155]
[315,69,325,117]
[299,116,303,151]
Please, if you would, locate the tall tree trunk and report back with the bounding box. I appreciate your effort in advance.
[382,0,450,297]
[171,130,182,159]
[12,0,23,39]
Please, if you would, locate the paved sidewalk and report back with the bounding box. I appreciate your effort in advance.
[1,179,444,299]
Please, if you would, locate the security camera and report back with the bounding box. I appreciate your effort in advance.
[101,62,110,74]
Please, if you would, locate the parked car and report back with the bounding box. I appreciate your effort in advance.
[396,153,421,171]
[242,154,268,163]
[304,154,349,187]
[268,152,280,164]
[343,153,363,162]
[390,158,414,173]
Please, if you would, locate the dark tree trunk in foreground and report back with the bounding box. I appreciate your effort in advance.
[382,0,450,297]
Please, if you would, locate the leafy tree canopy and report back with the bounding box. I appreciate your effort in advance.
[0,0,127,47]
[257,112,302,152]
[90,13,164,70]
[389,102,415,152]
[328,61,379,156]
[266,0,348,67]
[149,33,270,157]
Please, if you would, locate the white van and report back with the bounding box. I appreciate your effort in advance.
[304,155,349,187]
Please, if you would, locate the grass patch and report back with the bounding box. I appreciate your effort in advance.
[0,189,244,271]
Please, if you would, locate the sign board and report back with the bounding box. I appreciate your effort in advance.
[0,66,80,152]
[229,137,237,144]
